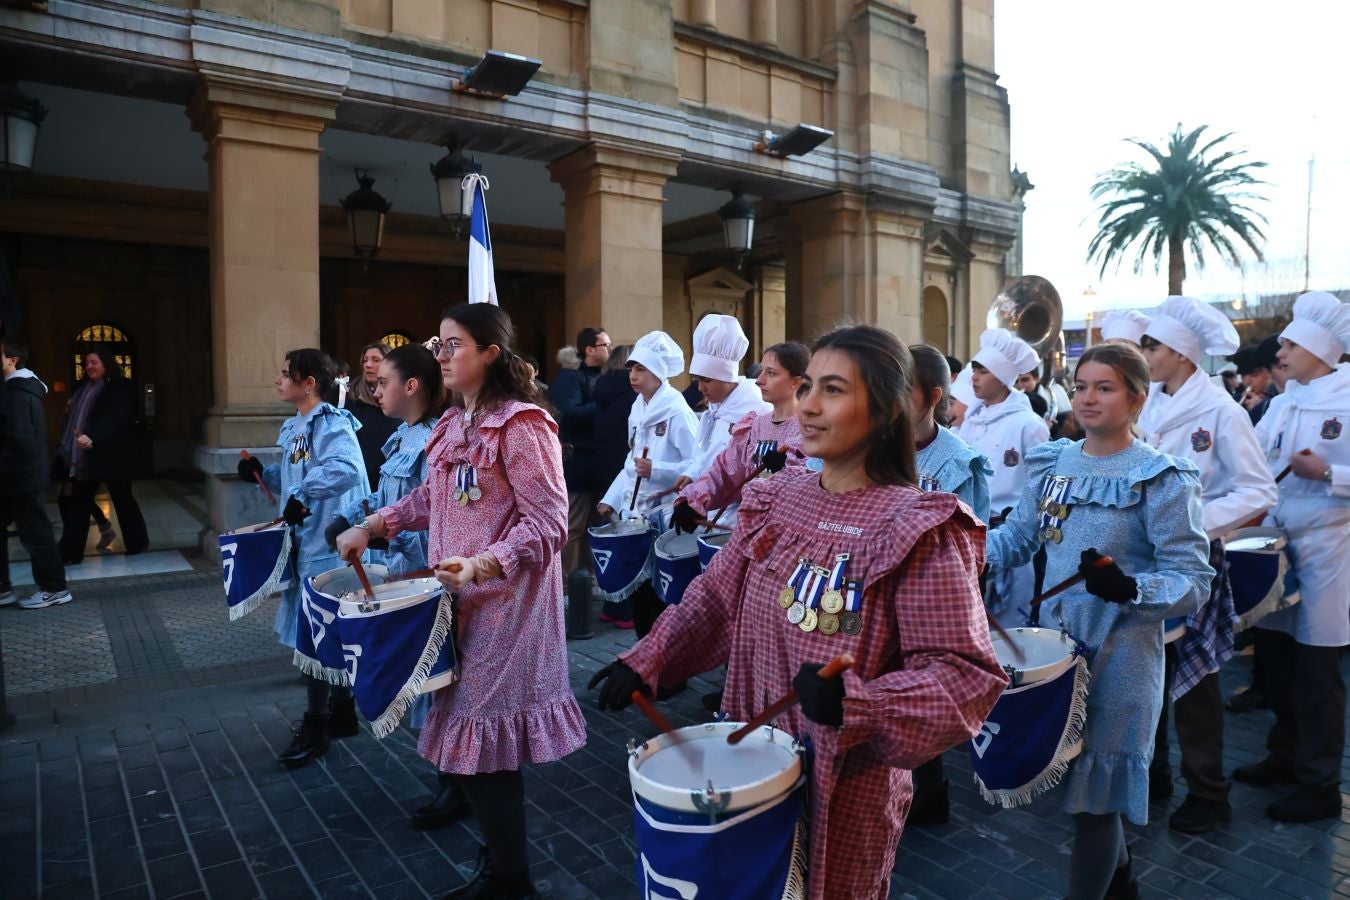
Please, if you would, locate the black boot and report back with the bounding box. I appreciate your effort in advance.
[329,693,360,738]
[907,778,950,827]
[1233,755,1296,786]
[1148,767,1174,802]
[278,712,330,768]
[1168,795,1231,834]
[412,773,473,831]
[1267,786,1341,823]
[1104,848,1139,900]
[443,846,540,900]
[700,689,724,712]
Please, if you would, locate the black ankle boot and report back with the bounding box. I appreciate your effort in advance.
[1104,848,1139,900]
[443,845,539,900]
[278,712,330,768]
[329,693,359,738]
[412,774,472,831]
[908,778,950,827]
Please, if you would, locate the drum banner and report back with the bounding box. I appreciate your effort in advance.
[632,780,806,900]
[1228,546,1299,632]
[294,579,352,687]
[590,530,653,602]
[339,592,455,739]
[219,527,291,622]
[969,656,1089,808]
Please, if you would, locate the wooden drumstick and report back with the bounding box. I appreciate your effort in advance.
[702,445,785,534]
[631,691,678,735]
[240,450,275,504]
[344,550,377,602]
[1028,554,1116,623]
[628,447,651,516]
[727,653,855,745]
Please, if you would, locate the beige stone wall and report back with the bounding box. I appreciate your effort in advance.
[675,35,829,126]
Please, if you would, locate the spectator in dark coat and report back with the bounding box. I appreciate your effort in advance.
[1,337,70,607]
[55,344,149,565]
[342,342,399,489]
[592,344,636,494]
[549,326,611,575]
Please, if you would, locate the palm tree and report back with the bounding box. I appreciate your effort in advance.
[1087,125,1269,295]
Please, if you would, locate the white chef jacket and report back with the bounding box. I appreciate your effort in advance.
[681,378,770,482]
[601,382,699,517]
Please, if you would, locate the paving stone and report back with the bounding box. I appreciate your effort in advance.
[146,852,204,898]
[254,868,316,900]
[200,860,261,900]
[94,847,150,893]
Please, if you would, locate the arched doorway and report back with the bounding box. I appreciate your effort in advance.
[922,286,949,351]
[72,322,135,381]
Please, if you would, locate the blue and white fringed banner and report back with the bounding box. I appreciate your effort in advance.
[465,173,497,306]
[294,577,353,686]
[338,589,457,739]
[219,524,291,622]
[969,656,1090,808]
[588,523,655,602]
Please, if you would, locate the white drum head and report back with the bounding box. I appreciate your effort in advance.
[1225,527,1287,554]
[311,565,389,598]
[990,627,1077,686]
[592,519,651,538]
[628,722,801,814]
[698,532,732,551]
[337,577,442,616]
[655,529,699,561]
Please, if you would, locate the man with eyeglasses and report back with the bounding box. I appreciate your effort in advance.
[550,327,612,585]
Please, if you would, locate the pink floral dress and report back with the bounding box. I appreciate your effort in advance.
[679,411,805,517]
[380,400,586,774]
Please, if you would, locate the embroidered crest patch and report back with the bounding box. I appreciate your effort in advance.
[1190,428,1212,452]
[1003,448,1020,467]
[655,421,667,437]
[1323,417,1343,440]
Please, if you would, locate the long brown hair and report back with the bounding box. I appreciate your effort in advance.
[1075,342,1150,421]
[440,304,549,414]
[909,343,952,424]
[811,325,917,487]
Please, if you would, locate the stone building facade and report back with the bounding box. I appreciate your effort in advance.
[0,0,1020,550]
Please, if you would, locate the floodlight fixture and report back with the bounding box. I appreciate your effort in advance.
[454,51,542,98]
[754,123,833,158]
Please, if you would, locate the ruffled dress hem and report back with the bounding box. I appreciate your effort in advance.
[1058,749,1151,826]
[418,695,588,775]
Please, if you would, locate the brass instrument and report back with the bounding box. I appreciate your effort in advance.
[986,275,1064,358]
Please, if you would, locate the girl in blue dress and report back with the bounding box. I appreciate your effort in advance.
[987,342,1212,899]
[238,348,369,767]
[907,343,994,825]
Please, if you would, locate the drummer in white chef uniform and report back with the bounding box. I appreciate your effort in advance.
[957,329,1050,624]
[1136,296,1277,834]
[596,330,699,637]
[672,314,771,526]
[1098,309,1152,347]
[1238,291,1350,823]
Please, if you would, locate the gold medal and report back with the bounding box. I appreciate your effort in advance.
[458,492,470,507]
[821,590,844,615]
[1038,496,1052,512]
[818,611,840,635]
[778,586,796,609]
[468,486,482,502]
[798,608,818,633]
[786,602,806,625]
[840,611,862,635]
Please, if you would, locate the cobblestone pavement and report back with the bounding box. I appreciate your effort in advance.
[2,571,1350,899]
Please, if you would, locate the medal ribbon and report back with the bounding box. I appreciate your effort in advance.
[456,462,467,497]
[844,579,862,613]
[1036,475,1072,533]
[786,558,809,595]
[917,474,940,493]
[467,464,477,498]
[753,439,777,466]
[801,566,828,610]
[827,553,849,593]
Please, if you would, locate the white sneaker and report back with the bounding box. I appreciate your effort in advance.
[0,590,15,607]
[18,590,73,609]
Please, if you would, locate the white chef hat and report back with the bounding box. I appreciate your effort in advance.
[1280,291,1350,368]
[1142,296,1240,366]
[628,330,685,382]
[971,328,1039,390]
[689,314,749,382]
[950,365,977,408]
[1099,309,1151,345]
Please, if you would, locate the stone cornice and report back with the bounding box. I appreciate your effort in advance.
[672,21,837,82]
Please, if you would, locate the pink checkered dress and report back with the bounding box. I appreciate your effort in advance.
[678,411,804,517]
[381,401,586,774]
[622,468,1006,900]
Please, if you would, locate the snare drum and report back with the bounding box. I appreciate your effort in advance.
[337,577,458,738]
[629,722,805,900]
[653,529,701,605]
[970,627,1088,808]
[295,565,389,684]
[589,519,655,602]
[696,531,732,572]
[219,521,292,621]
[1225,526,1300,631]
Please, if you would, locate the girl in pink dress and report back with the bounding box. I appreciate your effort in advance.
[338,304,584,900]
[590,325,1007,899]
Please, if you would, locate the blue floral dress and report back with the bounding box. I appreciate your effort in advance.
[343,417,438,579]
[987,439,1213,824]
[917,425,993,522]
[261,403,370,649]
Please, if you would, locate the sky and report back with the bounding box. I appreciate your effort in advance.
[996,1,1350,319]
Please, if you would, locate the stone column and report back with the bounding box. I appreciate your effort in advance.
[750,0,777,46]
[187,80,337,556]
[548,145,679,345]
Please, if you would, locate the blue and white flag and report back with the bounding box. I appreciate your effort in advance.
[466,173,497,305]
[219,524,290,621]
[338,589,457,739]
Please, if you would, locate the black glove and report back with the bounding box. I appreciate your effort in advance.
[282,496,311,526]
[324,516,351,549]
[671,500,700,535]
[1079,548,1136,604]
[238,457,264,483]
[586,660,648,711]
[793,663,845,728]
[761,448,788,473]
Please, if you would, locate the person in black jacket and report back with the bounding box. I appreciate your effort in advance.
[340,342,400,489]
[0,337,70,608]
[549,326,611,576]
[54,344,149,566]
